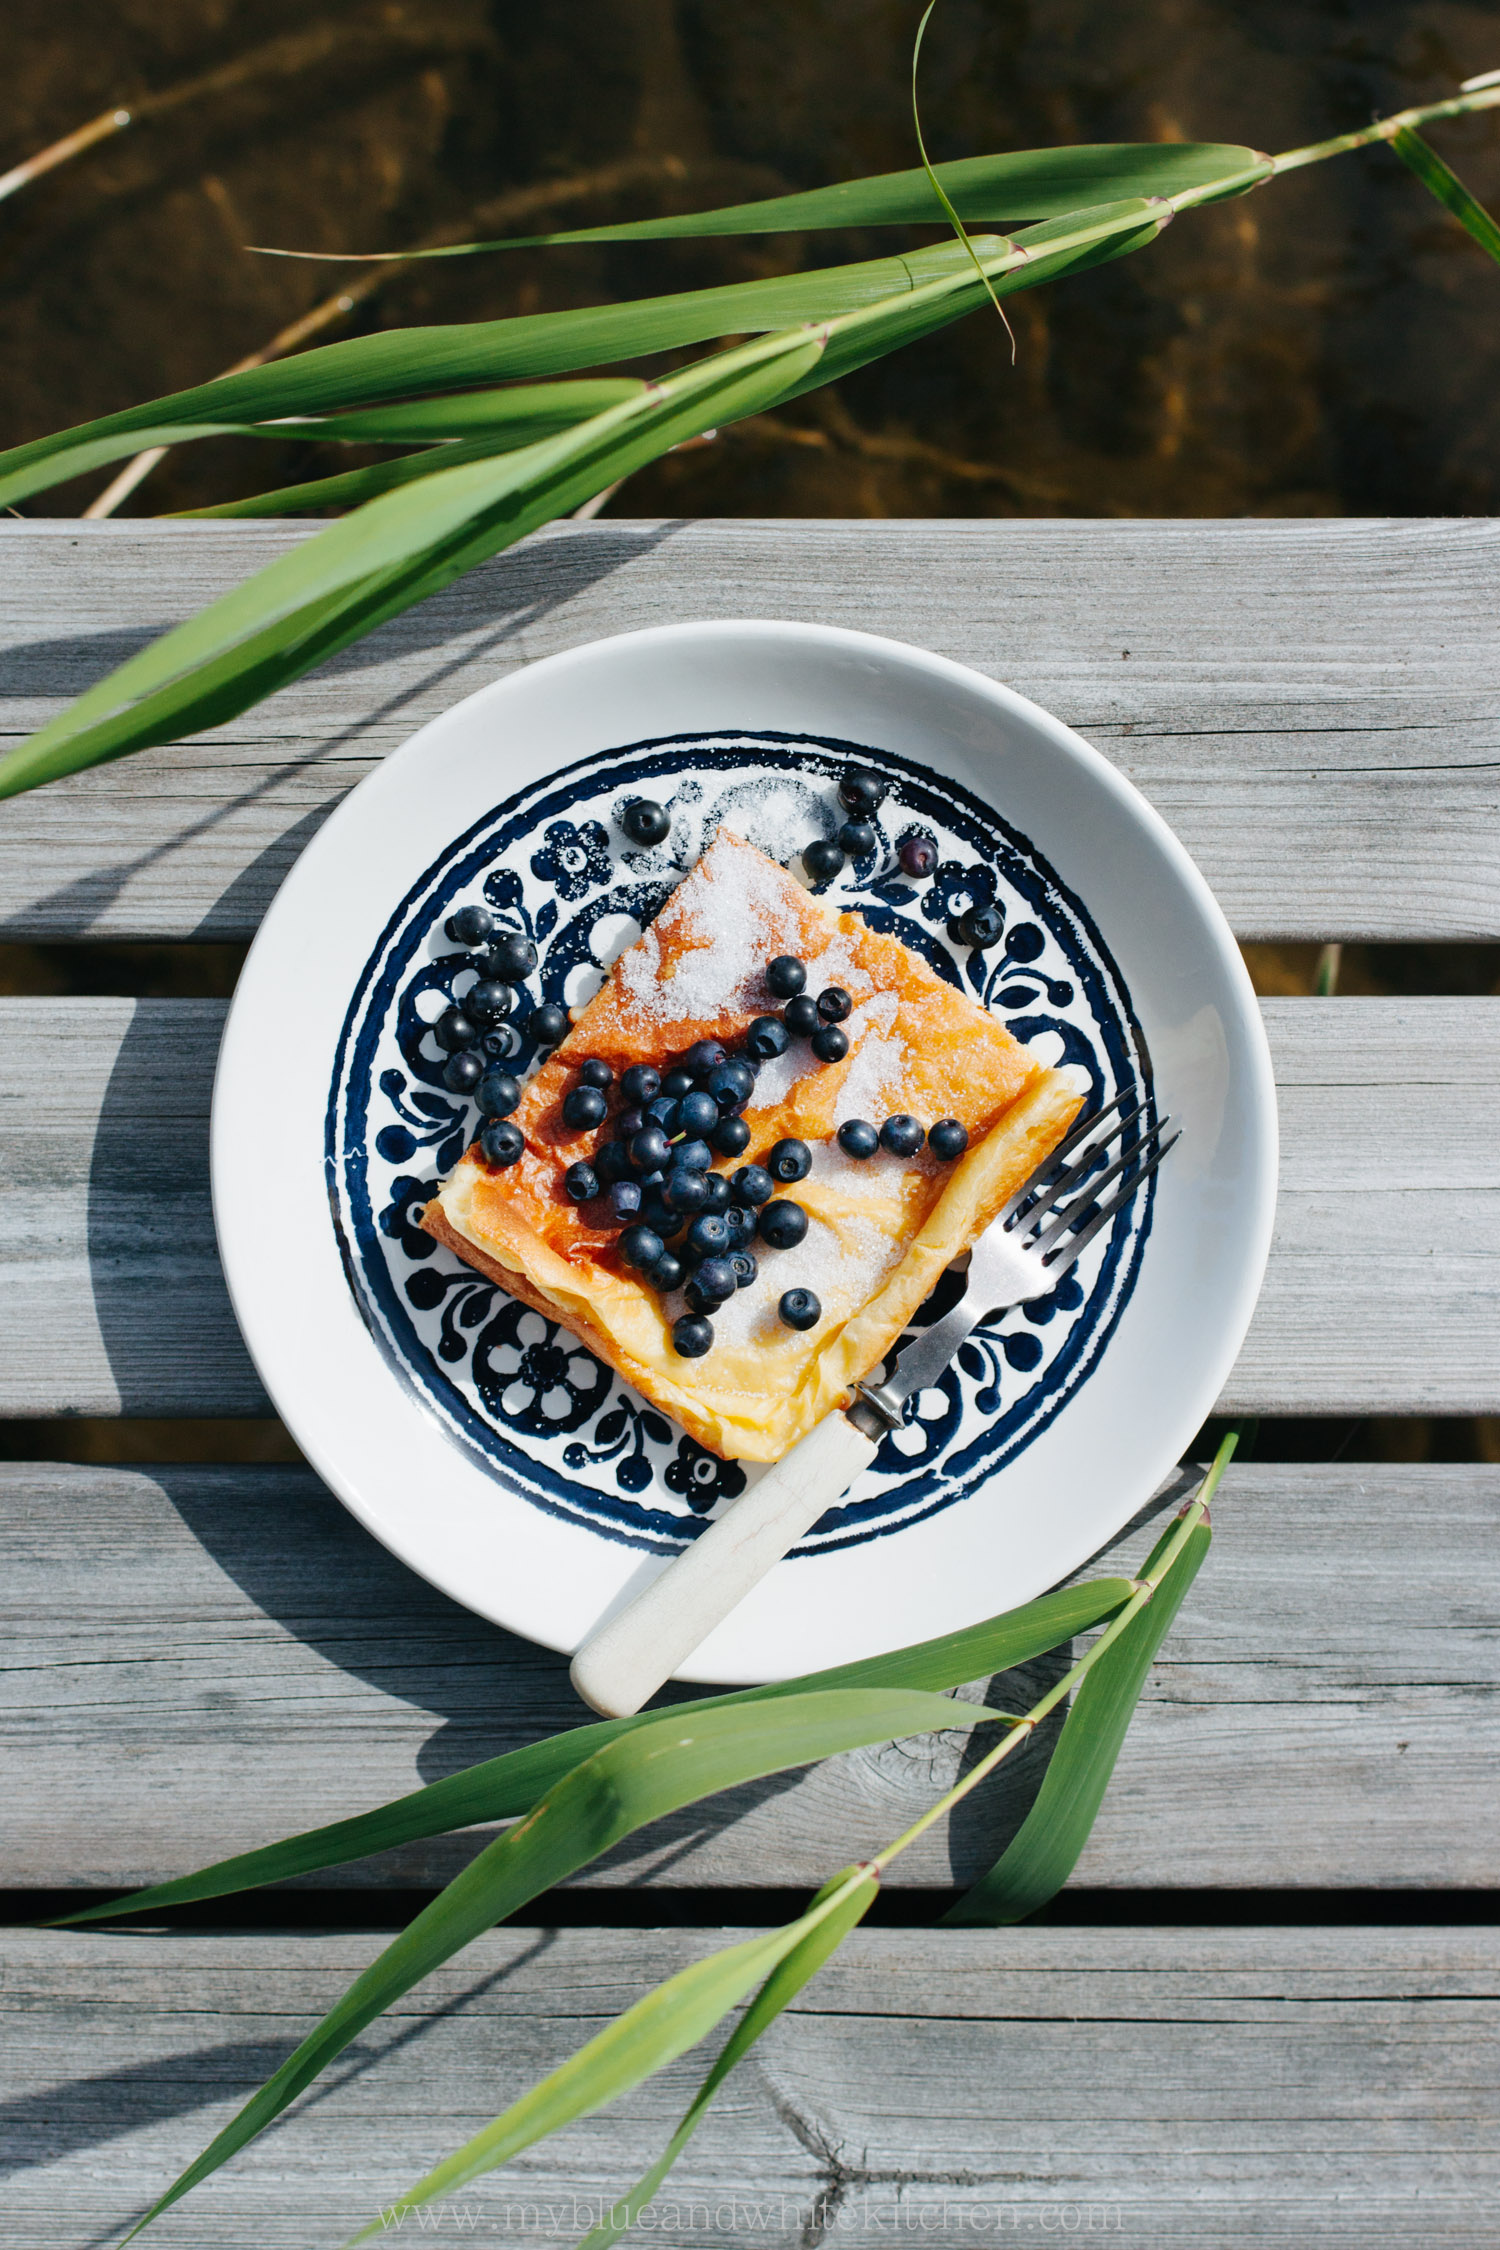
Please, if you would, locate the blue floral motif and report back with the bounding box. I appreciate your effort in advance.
[564,1398,674,1493]
[379,1174,438,1261]
[664,1437,747,1514]
[374,1068,470,1167]
[531,818,612,901]
[474,1301,611,1437]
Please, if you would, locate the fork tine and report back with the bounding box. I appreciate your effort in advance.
[1027,1113,1169,1255]
[996,1086,1135,1226]
[1040,1129,1182,1272]
[1008,1098,1149,1232]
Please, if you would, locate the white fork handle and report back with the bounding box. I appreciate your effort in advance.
[568,1411,879,1718]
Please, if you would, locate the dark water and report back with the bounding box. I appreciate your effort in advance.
[5,0,1500,518]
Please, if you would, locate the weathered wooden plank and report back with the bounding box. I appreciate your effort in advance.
[1,995,1495,1418]
[3,1926,1495,2249]
[4,1460,1496,1892]
[1,517,1497,942]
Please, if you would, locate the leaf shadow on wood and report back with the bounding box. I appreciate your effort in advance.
[0,1934,554,2246]
[0,521,683,943]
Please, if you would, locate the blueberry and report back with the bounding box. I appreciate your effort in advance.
[730,1249,759,1288]
[758,1200,808,1250]
[620,1224,665,1271]
[641,1200,683,1242]
[672,1313,714,1358]
[620,1064,660,1107]
[477,1069,521,1117]
[838,819,878,858]
[732,1164,774,1208]
[706,1059,756,1114]
[645,1095,681,1133]
[766,955,807,999]
[768,1137,812,1184]
[630,1124,672,1172]
[564,1161,599,1202]
[960,903,1005,949]
[838,768,886,816]
[816,986,852,1023]
[664,1168,709,1215]
[435,1006,480,1053]
[684,1039,727,1078]
[481,1030,518,1061]
[722,1203,755,1248]
[899,833,938,878]
[712,1114,751,1158]
[527,1002,568,1047]
[700,1173,732,1215]
[678,1090,720,1138]
[468,979,514,1024]
[783,994,820,1038]
[594,1138,632,1184]
[779,1287,822,1332]
[577,1057,614,1091]
[647,1252,685,1294]
[802,837,845,883]
[837,1118,879,1160]
[479,1120,524,1168]
[563,1085,608,1132]
[442,1050,484,1094]
[674,1137,713,1173]
[687,1213,732,1260]
[617,1105,647,1141]
[880,1113,925,1157]
[638,1168,668,1192]
[445,903,496,946]
[811,1024,849,1064]
[692,1257,738,1305]
[485,932,538,984]
[662,1067,696,1099]
[746,1013,790,1060]
[622,798,671,846]
[607,1179,641,1222]
[929,1117,970,1161]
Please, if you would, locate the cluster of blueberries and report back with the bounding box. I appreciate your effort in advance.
[425,765,981,1360]
[428,908,573,1111]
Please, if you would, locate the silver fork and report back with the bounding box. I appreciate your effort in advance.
[847,1090,1180,1432]
[569,1096,1180,1717]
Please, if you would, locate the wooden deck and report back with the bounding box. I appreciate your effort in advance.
[1,518,1496,2246]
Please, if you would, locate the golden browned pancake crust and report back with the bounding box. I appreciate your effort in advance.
[423,830,1082,1461]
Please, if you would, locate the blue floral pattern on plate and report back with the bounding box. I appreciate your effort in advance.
[327,732,1155,1556]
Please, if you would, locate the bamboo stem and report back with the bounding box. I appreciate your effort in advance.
[0,108,132,205]
[1264,82,1500,178]
[869,1434,1236,1876]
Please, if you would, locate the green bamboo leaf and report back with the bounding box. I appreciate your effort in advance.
[574,1868,878,2250]
[349,1871,880,2246]
[55,1574,1131,1926]
[269,142,1267,262]
[292,378,648,444]
[0,325,826,798]
[124,1691,1000,2237]
[1390,126,1500,264]
[176,433,541,519]
[943,1514,1212,1926]
[0,237,989,508]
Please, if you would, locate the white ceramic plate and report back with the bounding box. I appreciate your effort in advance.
[213,619,1275,1683]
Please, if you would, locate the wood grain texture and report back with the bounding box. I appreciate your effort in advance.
[1,995,1495,1418]
[1,517,1497,942]
[4,1459,1496,1892]
[3,1924,1495,2248]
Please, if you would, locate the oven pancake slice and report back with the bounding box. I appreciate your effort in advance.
[422,828,1084,1463]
